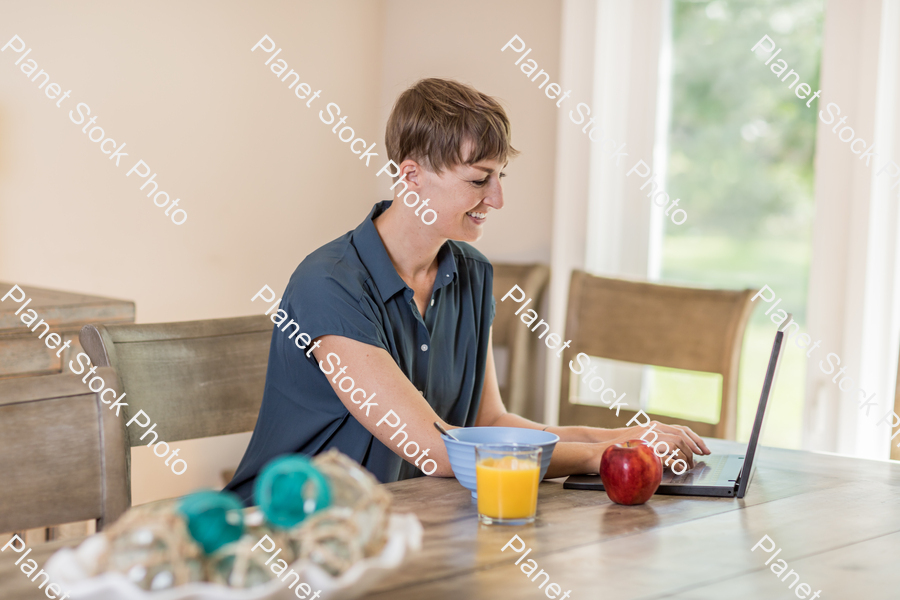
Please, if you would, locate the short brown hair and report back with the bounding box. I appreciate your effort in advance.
[385,78,519,174]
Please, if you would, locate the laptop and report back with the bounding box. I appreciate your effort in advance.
[563,319,788,499]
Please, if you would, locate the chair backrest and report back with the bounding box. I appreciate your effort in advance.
[0,369,128,533]
[491,263,551,419]
[558,270,754,439]
[80,315,273,446]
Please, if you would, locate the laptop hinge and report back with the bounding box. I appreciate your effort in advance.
[733,466,743,490]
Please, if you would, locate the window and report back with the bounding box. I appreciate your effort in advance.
[652,0,825,446]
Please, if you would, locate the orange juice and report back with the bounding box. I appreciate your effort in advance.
[476,456,540,519]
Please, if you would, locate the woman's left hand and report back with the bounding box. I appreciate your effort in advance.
[617,420,711,457]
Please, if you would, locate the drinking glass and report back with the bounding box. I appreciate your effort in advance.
[474,444,542,525]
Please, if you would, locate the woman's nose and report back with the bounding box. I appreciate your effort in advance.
[484,178,504,210]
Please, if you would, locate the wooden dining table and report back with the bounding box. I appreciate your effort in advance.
[4,439,900,599]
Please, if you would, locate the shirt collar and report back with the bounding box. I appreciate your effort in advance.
[433,239,458,291]
[352,201,458,303]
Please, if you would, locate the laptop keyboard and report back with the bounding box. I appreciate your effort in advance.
[665,454,728,485]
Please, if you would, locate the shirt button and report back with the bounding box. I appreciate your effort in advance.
[420,344,428,352]
[430,298,434,306]
[419,390,425,395]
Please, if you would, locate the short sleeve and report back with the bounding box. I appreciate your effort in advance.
[490,294,496,327]
[282,267,386,353]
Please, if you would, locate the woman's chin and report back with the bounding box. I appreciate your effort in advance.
[453,227,483,243]
[432,220,484,243]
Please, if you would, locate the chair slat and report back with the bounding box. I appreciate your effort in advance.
[112,330,270,443]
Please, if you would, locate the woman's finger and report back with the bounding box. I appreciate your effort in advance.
[677,425,711,455]
[677,430,704,456]
[670,437,694,470]
[649,422,699,456]
[649,433,693,470]
[652,422,709,456]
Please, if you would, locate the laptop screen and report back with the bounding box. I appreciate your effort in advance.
[735,326,788,497]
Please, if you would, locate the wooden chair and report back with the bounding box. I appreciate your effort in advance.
[558,271,755,440]
[0,369,129,534]
[79,316,273,503]
[492,263,551,420]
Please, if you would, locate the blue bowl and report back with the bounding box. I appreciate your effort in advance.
[440,427,560,498]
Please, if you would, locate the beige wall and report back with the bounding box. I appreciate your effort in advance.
[0,1,562,504]
[0,0,385,324]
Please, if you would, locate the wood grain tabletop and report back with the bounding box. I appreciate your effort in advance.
[4,439,899,599]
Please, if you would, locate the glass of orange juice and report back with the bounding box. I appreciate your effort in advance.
[475,444,542,525]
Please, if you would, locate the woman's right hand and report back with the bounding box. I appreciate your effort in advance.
[604,422,706,471]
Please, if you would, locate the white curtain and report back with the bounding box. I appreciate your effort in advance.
[544,0,667,424]
[804,0,900,459]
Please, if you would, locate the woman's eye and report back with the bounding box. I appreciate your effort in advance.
[471,173,505,186]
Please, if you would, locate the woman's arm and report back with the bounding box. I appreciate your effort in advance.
[312,334,456,477]
[474,329,710,474]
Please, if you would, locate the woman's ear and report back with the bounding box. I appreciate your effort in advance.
[399,159,423,189]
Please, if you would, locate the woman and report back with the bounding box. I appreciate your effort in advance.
[226,78,709,503]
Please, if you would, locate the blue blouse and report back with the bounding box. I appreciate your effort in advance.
[226,201,495,504]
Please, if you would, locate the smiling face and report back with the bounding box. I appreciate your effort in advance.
[384,79,518,243]
[402,156,507,243]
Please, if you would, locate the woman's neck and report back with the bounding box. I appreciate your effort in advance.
[373,202,444,282]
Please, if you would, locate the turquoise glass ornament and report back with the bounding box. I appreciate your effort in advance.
[254,455,332,528]
[178,490,245,554]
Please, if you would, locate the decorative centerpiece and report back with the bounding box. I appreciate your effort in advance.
[45,450,422,600]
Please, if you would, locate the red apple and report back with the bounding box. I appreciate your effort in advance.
[599,440,662,505]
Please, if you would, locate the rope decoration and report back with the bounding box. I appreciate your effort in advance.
[94,449,393,590]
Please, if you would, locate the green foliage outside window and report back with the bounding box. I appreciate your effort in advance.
[650,0,824,447]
